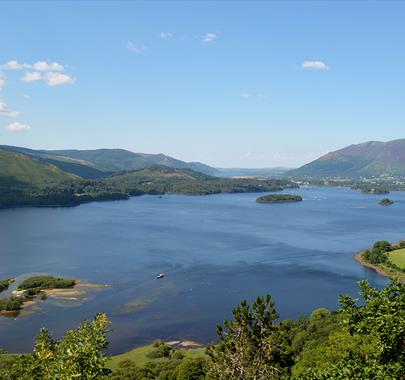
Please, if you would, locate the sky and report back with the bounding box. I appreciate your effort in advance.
[0,1,404,168]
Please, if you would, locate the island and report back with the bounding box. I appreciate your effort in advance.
[0,275,108,317]
[256,194,303,204]
[355,240,405,281]
[0,275,76,316]
[379,198,394,206]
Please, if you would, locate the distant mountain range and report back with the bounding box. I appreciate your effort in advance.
[0,145,218,178]
[290,139,405,179]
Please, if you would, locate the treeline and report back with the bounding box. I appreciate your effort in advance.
[1,280,404,379]
[0,166,296,209]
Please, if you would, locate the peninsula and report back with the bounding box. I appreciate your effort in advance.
[355,240,405,281]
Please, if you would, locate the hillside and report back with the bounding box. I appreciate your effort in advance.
[290,139,405,178]
[0,146,218,176]
[0,150,79,188]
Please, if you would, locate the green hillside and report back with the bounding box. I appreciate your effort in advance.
[0,150,79,188]
[290,139,405,179]
[0,145,219,176]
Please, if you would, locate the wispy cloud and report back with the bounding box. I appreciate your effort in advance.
[159,32,173,38]
[301,60,329,70]
[33,61,64,72]
[202,33,217,43]
[21,71,42,82]
[6,121,30,132]
[0,100,19,117]
[2,60,30,70]
[126,41,146,53]
[45,72,74,86]
[240,93,269,100]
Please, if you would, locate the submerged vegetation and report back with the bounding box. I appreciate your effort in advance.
[256,194,303,204]
[1,280,404,379]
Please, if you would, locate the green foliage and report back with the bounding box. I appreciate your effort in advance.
[0,296,22,312]
[0,278,14,293]
[206,294,292,379]
[173,358,206,380]
[146,342,172,359]
[363,240,393,265]
[301,280,405,379]
[1,314,111,379]
[17,276,75,291]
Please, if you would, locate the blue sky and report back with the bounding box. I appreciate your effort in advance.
[0,1,404,167]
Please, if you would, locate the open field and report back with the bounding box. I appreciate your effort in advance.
[389,248,405,270]
[107,343,206,371]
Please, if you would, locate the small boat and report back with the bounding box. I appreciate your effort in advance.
[156,273,164,279]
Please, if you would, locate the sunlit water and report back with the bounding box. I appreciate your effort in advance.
[1,187,404,353]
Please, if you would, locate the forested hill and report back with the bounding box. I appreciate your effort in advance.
[0,145,218,177]
[0,151,296,208]
[290,139,405,179]
[0,150,79,188]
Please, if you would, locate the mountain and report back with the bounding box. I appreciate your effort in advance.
[216,167,291,177]
[0,150,79,188]
[0,145,218,177]
[290,139,405,178]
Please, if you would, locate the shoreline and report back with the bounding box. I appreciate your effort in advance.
[355,251,405,282]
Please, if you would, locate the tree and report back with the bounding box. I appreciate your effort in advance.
[300,280,405,379]
[2,314,111,379]
[206,294,292,379]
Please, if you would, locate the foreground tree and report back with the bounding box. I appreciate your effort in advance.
[301,280,405,379]
[2,314,111,380]
[206,294,292,379]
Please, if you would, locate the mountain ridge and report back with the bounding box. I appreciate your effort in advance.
[290,139,405,178]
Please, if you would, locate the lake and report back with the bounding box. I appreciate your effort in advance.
[1,187,404,353]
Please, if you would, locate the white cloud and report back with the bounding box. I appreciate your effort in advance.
[126,41,146,53]
[202,33,217,43]
[301,60,329,70]
[0,100,19,117]
[21,71,42,82]
[45,71,73,86]
[6,122,30,131]
[1,59,73,86]
[240,93,269,100]
[160,32,173,38]
[2,60,30,70]
[33,61,64,72]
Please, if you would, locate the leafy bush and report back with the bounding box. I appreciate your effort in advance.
[0,296,22,312]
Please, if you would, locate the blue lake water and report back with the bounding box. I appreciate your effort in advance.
[1,187,404,353]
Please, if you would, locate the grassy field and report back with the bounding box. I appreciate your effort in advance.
[107,343,206,371]
[389,248,405,269]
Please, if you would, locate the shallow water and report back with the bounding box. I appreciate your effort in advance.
[1,187,404,353]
